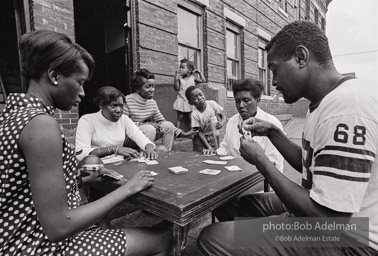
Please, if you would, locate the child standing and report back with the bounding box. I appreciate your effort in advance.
[185,86,226,154]
[173,59,206,139]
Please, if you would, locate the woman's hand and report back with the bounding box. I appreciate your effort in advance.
[117,147,139,159]
[143,144,158,160]
[122,170,154,195]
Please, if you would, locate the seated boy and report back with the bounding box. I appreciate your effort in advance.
[185,86,226,154]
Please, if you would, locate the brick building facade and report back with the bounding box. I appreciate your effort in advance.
[0,0,331,135]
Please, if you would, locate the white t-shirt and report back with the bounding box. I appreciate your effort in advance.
[191,100,224,135]
[216,108,284,172]
[75,111,154,161]
[302,78,378,250]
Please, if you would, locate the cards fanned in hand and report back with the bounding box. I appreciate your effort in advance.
[199,169,221,175]
[224,165,242,171]
[219,156,236,161]
[242,129,254,142]
[101,155,125,164]
[102,172,124,181]
[80,164,103,172]
[101,168,124,181]
[202,160,227,165]
[169,166,188,174]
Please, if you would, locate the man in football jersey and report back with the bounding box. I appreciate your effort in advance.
[198,21,378,256]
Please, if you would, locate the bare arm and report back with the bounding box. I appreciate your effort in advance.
[197,131,212,149]
[239,137,352,218]
[216,112,227,130]
[173,71,180,91]
[20,115,153,242]
[193,69,206,83]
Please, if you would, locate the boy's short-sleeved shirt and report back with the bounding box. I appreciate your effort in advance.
[302,78,378,250]
[191,100,223,135]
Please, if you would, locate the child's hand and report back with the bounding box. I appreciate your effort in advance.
[203,148,216,156]
[193,69,201,74]
[174,70,181,79]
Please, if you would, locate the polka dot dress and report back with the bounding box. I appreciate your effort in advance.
[0,94,126,255]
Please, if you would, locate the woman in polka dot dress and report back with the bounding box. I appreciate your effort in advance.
[0,30,172,256]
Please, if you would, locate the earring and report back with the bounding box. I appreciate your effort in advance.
[53,81,58,85]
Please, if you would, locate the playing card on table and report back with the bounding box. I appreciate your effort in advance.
[224,165,242,171]
[168,166,188,174]
[202,160,227,165]
[137,157,147,163]
[149,171,159,176]
[145,159,159,165]
[199,169,221,175]
[219,156,236,161]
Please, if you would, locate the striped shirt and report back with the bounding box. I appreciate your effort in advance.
[302,78,377,250]
[124,92,165,125]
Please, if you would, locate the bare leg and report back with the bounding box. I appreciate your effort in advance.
[123,227,173,256]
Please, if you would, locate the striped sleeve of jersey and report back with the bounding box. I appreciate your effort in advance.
[309,114,377,213]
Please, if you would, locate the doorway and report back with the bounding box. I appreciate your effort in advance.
[0,0,30,110]
[74,0,132,116]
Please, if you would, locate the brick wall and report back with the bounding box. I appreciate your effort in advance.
[32,0,78,134]
[133,0,328,124]
[29,0,328,130]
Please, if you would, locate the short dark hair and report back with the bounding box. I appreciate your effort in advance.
[180,58,195,72]
[19,30,95,80]
[232,78,264,99]
[93,86,125,108]
[132,68,155,92]
[265,21,332,65]
[185,85,199,102]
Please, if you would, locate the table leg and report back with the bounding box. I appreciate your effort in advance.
[172,223,190,256]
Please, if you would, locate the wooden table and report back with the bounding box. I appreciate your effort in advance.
[94,151,263,256]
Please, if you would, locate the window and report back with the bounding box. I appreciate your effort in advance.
[305,0,311,20]
[258,39,271,95]
[226,22,241,93]
[177,6,203,70]
[314,9,319,24]
[294,0,300,20]
[321,18,326,31]
[278,0,287,12]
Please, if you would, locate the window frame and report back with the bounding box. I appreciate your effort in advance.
[294,0,300,20]
[177,3,204,71]
[305,0,311,20]
[314,8,319,24]
[225,21,242,97]
[258,39,271,96]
